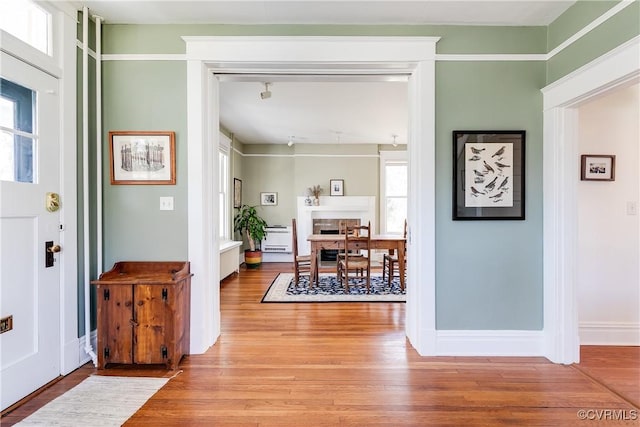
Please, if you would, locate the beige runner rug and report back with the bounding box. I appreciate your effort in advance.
[16,375,169,426]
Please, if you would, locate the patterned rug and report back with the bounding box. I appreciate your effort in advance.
[262,272,406,303]
[16,375,169,426]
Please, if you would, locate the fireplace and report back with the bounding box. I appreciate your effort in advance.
[296,196,376,257]
[313,218,360,261]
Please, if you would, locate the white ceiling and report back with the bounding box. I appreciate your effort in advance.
[77,0,576,145]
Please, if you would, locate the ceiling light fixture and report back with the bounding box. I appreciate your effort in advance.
[392,134,398,147]
[260,82,272,100]
[287,136,294,147]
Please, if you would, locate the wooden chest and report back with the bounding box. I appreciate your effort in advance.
[91,261,192,370]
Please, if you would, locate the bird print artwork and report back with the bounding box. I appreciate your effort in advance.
[492,146,506,158]
[482,160,495,174]
[464,142,514,208]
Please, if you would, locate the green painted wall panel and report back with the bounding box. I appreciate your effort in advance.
[435,61,545,330]
[101,61,189,268]
[547,1,639,84]
[102,24,546,55]
[547,0,618,51]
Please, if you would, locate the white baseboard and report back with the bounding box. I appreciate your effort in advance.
[579,322,640,345]
[262,252,293,263]
[436,330,545,357]
[61,330,97,374]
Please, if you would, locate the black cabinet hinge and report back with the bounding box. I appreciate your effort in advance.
[103,289,110,300]
[161,345,168,359]
[104,347,110,359]
[162,288,168,301]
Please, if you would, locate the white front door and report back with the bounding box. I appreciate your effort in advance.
[0,52,61,410]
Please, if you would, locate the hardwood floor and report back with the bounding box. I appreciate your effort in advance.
[3,263,639,426]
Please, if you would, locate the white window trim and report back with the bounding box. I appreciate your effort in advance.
[219,132,231,242]
[379,150,408,235]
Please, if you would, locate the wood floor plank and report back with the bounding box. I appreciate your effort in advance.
[2,263,638,426]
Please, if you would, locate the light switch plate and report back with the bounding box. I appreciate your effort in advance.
[160,196,174,211]
[627,201,638,216]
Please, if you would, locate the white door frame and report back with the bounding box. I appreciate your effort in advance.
[184,36,439,355]
[541,36,640,364]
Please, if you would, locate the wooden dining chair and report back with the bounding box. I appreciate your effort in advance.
[292,218,312,285]
[337,222,371,293]
[336,220,364,279]
[382,219,407,290]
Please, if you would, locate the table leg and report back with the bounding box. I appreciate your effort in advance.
[398,243,406,291]
[310,243,318,286]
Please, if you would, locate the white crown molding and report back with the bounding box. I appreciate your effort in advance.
[101,53,186,61]
[435,54,546,62]
[436,330,545,357]
[547,0,636,60]
[232,146,381,157]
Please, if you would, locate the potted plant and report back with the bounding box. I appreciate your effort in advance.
[233,204,268,268]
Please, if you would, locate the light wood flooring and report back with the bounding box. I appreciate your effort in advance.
[3,263,639,426]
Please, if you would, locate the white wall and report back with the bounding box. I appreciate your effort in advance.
[577,83,640,345]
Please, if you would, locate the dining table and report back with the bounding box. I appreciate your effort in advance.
[307,233,406,289]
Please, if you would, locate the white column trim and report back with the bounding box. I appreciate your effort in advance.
[184,36,438,356]
[541,37,639,364]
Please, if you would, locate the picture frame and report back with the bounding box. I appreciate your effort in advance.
[109,131,176,185]
[233,178,242,208]
[260,192,278,206]
[330,179,344,196]
[452,130,525,220]
[581,155,615,181]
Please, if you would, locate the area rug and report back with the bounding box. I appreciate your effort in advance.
[262,272,406,303]
[16,375,169,426]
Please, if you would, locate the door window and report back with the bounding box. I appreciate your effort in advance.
[0,78,35,183]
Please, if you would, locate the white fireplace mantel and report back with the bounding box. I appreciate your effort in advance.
[296,196,376,255]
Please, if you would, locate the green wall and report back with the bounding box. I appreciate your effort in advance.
[235,143,381,236]
[93,7,638,333]
[546,0,640,83]
[435,61,545,329]
[101,60,189,268]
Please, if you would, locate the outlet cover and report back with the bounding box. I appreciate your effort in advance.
[160,196,174,211]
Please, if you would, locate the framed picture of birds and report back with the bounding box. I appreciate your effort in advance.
[452,130,525,220]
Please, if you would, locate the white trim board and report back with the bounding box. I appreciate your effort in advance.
[98,2,634,64]
[541,36,640,365]
[231,147,383,158]
[436,330,545,357]
[579,322,640,346]
[184,36,437,357]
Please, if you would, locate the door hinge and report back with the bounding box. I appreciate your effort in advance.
[161,345,168,359]
[162,288,168,301]
[103,289,110,300]
[104,347,110,359]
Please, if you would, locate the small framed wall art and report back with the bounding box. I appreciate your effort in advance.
[109,131,176,185]
[260,192,278,206]
[330,179,344,196]
[452,130,525,220]
[233,178,242,208]
[580,154,615,181]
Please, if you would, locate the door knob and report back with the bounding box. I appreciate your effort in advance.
[47,244,61,253]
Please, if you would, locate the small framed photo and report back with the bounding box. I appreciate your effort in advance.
[330,179,344,196]
[109,131,176,185]
[233,178,242,208]
[581,155,615,181]
[260,192,278,206]
[453,130,525,220]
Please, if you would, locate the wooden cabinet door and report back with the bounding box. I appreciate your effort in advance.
[133,285,166,364]
[97,284,133,365]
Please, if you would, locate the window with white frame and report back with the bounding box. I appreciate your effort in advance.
[219,133,231,241]
[380,151,408,234]
[0,1,51,55]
